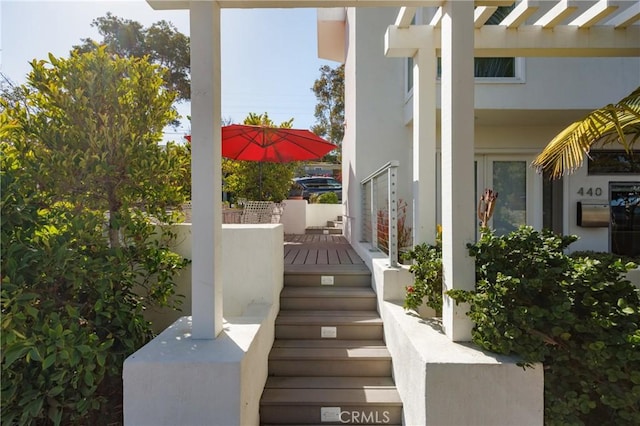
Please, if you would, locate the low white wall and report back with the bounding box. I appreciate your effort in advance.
[281,199,307,234]
[279,201,344,234]
[365,250,544,425]
[124,224,283,426]
[143,224,283,332]
[306,203,344,227]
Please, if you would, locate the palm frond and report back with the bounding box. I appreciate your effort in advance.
[532,87,640,179]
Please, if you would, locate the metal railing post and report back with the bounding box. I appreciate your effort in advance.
[388,164,398,267]
[370,178,377,249]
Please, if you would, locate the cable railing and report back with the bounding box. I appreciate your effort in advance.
[361,161,400,267]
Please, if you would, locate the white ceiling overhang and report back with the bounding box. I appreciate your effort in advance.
[148,0,514,10]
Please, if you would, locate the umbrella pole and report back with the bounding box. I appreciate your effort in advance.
[259,162,263,200]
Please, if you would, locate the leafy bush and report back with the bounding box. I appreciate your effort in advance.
[1,141,189,425]
[402,227,442,315]
[571,250,639,267]
[1,47,189,425]
[314,191,339,204]
[447,226,640,425]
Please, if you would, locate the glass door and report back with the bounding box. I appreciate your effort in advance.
[476,155,542,237]
[610,182,640,257]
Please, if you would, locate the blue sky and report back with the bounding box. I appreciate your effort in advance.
[0,0,338,142]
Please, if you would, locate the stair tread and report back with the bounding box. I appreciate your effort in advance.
[260,388,402,405]
[265,376,396,389]
[273,340,385,349]
[278,310,379,317]
[281,287,375,297]
[269,347,390,360]
[276,311,382,325]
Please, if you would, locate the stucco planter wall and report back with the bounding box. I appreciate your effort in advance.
[124,224,283,426]
[351,240,544,425]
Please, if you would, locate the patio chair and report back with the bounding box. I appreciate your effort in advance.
[240,201,284,224]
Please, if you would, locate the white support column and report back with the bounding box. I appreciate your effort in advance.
[190,2,223,339]
[412,47,437,246]
[441,0,476,341]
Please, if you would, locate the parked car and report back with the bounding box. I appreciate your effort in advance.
[291,176,342,201]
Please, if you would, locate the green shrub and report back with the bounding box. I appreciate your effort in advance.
[402,228,442,315]
[1,141,188,423]
[447,226,640,425]
[315,191,339,204]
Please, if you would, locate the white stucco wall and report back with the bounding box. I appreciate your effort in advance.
[305,203,344,227]
[344,7,413,245]
[281,199,307,234]
[474,57,640,112]
[344,7,639,256]
[357,243,544,425]
[124,225,283,426]
[143,224,284,331]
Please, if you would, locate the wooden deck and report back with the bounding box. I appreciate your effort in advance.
[284,234,369,274]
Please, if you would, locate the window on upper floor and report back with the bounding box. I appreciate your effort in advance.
[406,5,521,96]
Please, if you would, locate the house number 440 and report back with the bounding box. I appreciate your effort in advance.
[577,187,603,197]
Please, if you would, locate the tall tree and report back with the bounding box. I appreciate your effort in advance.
[533,87,640,178]
[74,13,190,102]
[2,46,184,247]
[311,64,344,156]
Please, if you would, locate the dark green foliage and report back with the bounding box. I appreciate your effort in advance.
[74,13,190,102]
[402,230,443,315]
[447,226,640,425]
[571,250,640,267]
[1,49,189,425]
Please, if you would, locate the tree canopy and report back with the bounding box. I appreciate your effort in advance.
[2,46,185,246]
[311,64,344,161]
[74,13,190,102]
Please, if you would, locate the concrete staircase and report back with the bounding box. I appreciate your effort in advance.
[305,215,344,235]
[260,263,403,425]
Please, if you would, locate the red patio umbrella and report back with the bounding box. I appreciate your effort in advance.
[221,124,337,199]
[221,124,336,163]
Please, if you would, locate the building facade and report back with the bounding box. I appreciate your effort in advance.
[320,4,640,256]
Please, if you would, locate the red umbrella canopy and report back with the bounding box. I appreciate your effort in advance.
[221,124,336,163]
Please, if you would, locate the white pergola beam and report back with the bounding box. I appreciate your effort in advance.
[569,0,617,28]
[385,24,640,58]
[412,47,438,247]
[606,1,640,28]
[534,0,579,28]
[500,0,540,28]
[395,7,418,28]
[475,6,498,28]
[429,7,444,27]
